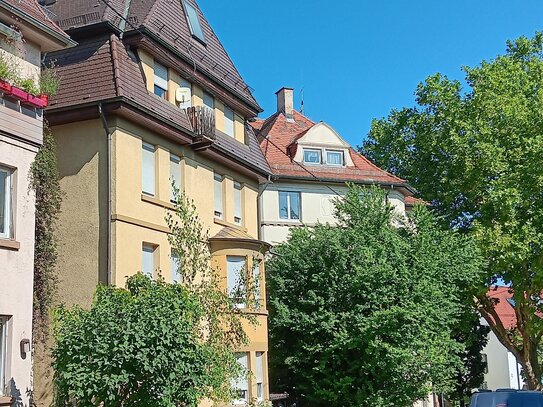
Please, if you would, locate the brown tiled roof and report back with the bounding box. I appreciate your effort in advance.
[405,196,427,207]
[487,286,517,330]
[49,0,258,110]
[210,226,271,248]
[46,34,270,176]
[252,110,411,187]
[0,0,73,41]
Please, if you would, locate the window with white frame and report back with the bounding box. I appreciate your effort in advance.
[279,191,301,220]
[326,150,344,166]
[227,256,246,308]
[183,0,206,43]
[203,91,214,111]
[142,142,155,196]
[171,250,181,284]
[303,148,321,164]
[233,181,242,225]
[253,261,261,308]
[0,316,7,396]
[224,105,235,137]
[231,352,249,405]
[170,154,181,202]
[153,61,168,99]
[142,244,156,279]
[178,78,192,109]
[0,167,12,239]
[214,173,223,219]
[255,351,264,401]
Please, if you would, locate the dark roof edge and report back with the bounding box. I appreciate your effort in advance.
[64,21,122,41]
[132,27,263,114]
[0,2,76,47]
[208,236,271,250]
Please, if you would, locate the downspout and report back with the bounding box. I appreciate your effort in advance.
[99,103,112,286]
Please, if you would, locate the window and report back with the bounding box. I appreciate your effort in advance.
[234,181,242,225]
[183,1,205,43]
[227,256,246,308]
[326,150,344,166]
[142,244,156,279]
[255,352,264,401]
[0,167,12,239]
[303,148,321,164]
[154,61,168,99]
[170,154,181,202]
[0,316,7,396]
[279,191,300,220]
[171,250,181,284]
[142,142,155,196]
[178,78,192,109]
[214,173,223,219]
[253,261,261,307]
[231,352,249,405]
[203,91,214,111]
[482,353,488,374]
[224,105,234,137]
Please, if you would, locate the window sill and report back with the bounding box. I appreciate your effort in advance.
[0,396,14,406]
[141,194,175,210]
[0,238,20,251]
[214,218,248,233]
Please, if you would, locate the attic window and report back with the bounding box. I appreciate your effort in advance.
[183,1,205,44]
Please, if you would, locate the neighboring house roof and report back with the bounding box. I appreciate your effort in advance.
[0,0,75,48]
[487,286,516,330]
[48,0,259,111]
[251,110,413,189]
[405,196,427,207]
[46,34,271,176]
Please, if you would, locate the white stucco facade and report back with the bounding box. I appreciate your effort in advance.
[481,328,524,390]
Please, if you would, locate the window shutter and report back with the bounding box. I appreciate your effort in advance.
[214,173,223,218]
[154,62,168,90]
[224,105,234,137]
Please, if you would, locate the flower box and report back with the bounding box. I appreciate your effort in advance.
[0,79,11,93]
[27,94,46,108]
[10,86,28,101]
[39,94,48,107]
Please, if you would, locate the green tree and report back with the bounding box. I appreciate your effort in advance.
[52,190,252,406]
[362,32,543,389]
[267,187,483,407]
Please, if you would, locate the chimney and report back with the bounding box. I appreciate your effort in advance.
[276,87,294,120]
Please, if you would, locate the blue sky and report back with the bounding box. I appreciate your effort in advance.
[198,1,543,146]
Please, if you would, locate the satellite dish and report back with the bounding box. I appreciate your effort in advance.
[176,87,191,104]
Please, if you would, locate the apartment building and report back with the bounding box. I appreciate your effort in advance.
[0,1,74,405]
[252,88,417,246]
[33,1,271,405]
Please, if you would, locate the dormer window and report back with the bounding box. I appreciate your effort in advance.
[183,1,206,44]
[153,61,168,99]
[326,150,344,166]
[303,148,321,164]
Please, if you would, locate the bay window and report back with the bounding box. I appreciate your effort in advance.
[227,256,246,308]
[231,352,249,405]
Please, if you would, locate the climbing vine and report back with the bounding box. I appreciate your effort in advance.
[30,123,62,336]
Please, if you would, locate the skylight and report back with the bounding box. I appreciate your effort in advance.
[183,1,205,44]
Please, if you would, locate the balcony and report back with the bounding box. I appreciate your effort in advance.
[185,106,215,150]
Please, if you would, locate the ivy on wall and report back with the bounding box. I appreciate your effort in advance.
[30,123,62,336]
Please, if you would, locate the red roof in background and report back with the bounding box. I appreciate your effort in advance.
[487,286,516,330]
[405,196,427,207]
[1,0,71,39]
[251,110,411,187]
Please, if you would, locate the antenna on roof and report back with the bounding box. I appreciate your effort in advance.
[300,88,305,115]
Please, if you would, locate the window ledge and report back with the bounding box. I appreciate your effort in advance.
[239,308,269,316]
[0,239,20,251]
[141,194,175,210]
[0,396,15,406]
[214,218,248,233]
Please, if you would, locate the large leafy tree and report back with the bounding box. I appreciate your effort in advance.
[267,187,483,407]
[362,33,543,389]
[52,191,251,406]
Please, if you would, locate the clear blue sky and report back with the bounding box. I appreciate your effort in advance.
[198,1,543,146]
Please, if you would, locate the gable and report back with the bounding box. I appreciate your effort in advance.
[296,122,350,148]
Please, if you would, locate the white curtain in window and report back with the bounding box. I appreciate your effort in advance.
[227,256,246,308]
[255,352,264,400]
[171,251,181,284]
[327,151,343,165]
[154,62,168,90]
[142,143,155,196]
[253,261,261,305]
[231,352,249,404]
[170,154,181,201]
[142,244,155,278]
[224,105,234,137]
[214,173,223,218]
[0,168,10,238]
[234,182,242,223]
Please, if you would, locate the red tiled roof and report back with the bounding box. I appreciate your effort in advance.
[1,0,71,39]
[487,286,516,330]
[252,110,410,186]
[405,196,427,206]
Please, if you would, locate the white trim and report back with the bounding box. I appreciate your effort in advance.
[0,167,12,239]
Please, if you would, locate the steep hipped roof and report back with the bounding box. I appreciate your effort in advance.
[252,110,411,188]
[0,0,75,49]
[48,0,258,110]
[487,286,517,330]
[47,34,271,176]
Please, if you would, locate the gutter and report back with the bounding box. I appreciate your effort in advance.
[0,1,76,48]
[98,103,112,286]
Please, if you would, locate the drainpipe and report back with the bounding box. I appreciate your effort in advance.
[98,103,112,286]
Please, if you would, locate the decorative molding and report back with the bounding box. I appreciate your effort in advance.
[111,214,170,234]
[0,238,20,251]
[140,194,175,210]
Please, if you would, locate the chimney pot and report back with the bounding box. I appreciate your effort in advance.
[276,87,294,119]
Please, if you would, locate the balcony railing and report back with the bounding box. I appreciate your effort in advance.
[185,106,216,141]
